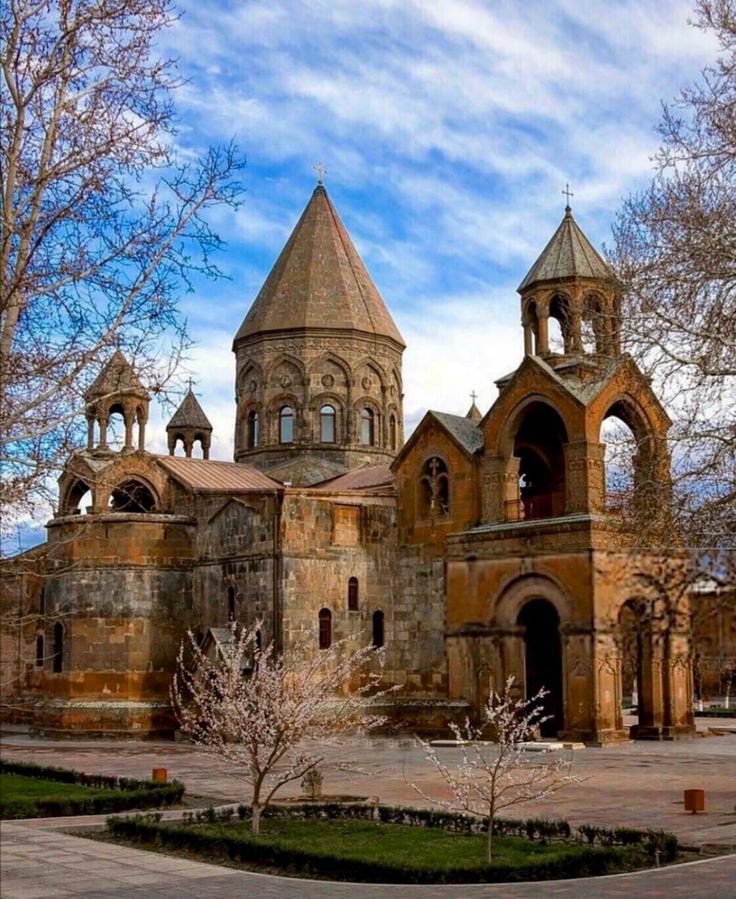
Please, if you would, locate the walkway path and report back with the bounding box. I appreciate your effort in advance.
[2,819,735,899]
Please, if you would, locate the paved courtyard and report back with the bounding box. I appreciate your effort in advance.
[1,725,735,897]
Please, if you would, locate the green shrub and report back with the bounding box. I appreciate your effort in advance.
[0,760,184,819]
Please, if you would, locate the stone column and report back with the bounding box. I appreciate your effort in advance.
[537,312,550,354]
[123,412,134,451]
[98,415,109,449]
[86,416,95,450]
[523,323,533,356]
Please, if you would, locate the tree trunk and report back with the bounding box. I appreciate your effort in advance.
[486,815,494,862]
[251,802,261,835]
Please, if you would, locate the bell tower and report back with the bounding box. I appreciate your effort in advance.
[518,202,620,363]
[84,350,149,453]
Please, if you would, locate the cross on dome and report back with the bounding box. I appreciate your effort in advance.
[562,183,574,211]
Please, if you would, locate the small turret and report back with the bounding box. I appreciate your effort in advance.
[518,201,619,360]
[166,387,213,459]
[84,350,149,453]
[466,392,482,422]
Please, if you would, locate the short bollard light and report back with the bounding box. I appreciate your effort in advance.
[152,767,168,784]
[684,788,705,813]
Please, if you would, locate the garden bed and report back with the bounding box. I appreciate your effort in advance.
[0,760,184,819]
[104,803,679,884]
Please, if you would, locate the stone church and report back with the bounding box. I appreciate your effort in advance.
[6,183,695,743]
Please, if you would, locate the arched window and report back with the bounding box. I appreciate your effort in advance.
[52,622,64,673]
[247,411,259,448]
[318,608,332,649]
[372,610,384,648]
[109,479,156,513]
[348,577,359,611]
[389,415,397,451]
[419,457,450,517]
[360,408,375,446]
[227,585,236,622]
[279,406,294,443]
[548,293,572,353]
[35,633,44,667]
[320,405,336,443]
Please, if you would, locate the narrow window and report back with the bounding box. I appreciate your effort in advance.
[372,610,384,648]
[360,408,375,446]
[35,633,44,667]
[318,608,332,649]
[52,622,64,673]
[227,585,236,622]
[39,587,45,615]
[247,411,259,448]
[320,405,336,443]
[348,577,359,611]
[419,456,450,517]
[279,406,294,443]
[389,415,397,451]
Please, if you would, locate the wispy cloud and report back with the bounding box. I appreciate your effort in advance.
[17,1,719,547]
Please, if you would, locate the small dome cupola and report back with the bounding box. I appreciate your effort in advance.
[84,350,150,453]
[518,198,620,360]
[166,385,213,459]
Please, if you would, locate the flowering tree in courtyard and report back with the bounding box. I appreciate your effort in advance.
[413,677,583,862]
[171,623,393,834]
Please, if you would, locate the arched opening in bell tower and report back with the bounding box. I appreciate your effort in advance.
[599,400,655,516]
[518,599,563,737]
[511,402,567,520]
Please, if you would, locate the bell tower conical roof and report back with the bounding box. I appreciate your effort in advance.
[167,389,213,432]
[234,185,404,348]
[518,206,613,292]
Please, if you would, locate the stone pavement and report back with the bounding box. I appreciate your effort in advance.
[1,728,735,897]
[2,819,735,899]
[2,727,735,846]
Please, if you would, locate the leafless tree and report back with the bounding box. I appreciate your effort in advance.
[171,622,394,835]
[412,677,582,862]
[1,0,244,527]
[609,0,736,583]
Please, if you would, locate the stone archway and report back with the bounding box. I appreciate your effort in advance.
[518,599,563,737]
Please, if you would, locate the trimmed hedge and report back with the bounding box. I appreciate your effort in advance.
[106,804,679,884]
[0,760,184,819]
[106,814,640,884]
[226,802,677,860]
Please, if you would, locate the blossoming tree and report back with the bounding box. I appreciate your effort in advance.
[413,677,583,861]
[171,623,391,833]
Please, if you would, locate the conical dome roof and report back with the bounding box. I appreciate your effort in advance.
[234,185,404,347]
[518,206,613,292]
[167,389,212,432]
[85,350,148,401]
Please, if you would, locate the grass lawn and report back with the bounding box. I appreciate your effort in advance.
[192,817,618,868]
[0,773,108,803]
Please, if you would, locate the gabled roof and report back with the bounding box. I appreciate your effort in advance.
[166,390,213,433]
[487,352,671,426]
[85,350,148,400]
[392,410,484,470]
[314,463,394,492]
[430,412,484,455]
[157,457,281,492]
[233,185,404,347]
[518,207,613,292]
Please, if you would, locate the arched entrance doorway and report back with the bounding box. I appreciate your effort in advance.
[518,599,563,737]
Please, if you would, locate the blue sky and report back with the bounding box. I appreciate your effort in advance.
[14,0,719,549]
